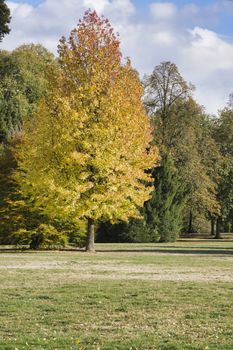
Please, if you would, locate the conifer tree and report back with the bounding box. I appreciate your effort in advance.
[145,153,187,242]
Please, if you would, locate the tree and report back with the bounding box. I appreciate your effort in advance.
[144,61,192,148]
[170,100,220,233]
[145,153,188,242]
[0,0,11,42]
[15,10,158,251]
[144,62,220,235]
[213,101,233,238]
[0,44,55,143]
[0,45,57,246]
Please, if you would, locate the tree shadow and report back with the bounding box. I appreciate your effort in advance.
[96,248,233,255]
[0,245,233,255]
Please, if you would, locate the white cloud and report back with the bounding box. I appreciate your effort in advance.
[2,0,233,114]
[184,27,233,74]
[84,0,109,13]
[150,2,177,20]
[152,31,175,46]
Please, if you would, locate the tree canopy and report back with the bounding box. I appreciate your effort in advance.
[14,10,158,251]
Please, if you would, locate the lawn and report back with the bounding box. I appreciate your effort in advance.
[1,240,233,350]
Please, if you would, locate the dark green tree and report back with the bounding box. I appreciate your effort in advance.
[0,0,11,42]
[145,153,188,242]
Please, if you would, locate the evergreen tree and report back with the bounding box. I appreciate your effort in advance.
[145,153,188,242]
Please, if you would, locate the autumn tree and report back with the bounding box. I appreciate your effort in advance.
[15,10,157,251]
[0,0,11,42]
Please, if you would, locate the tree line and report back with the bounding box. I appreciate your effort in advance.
[0,6,232,250]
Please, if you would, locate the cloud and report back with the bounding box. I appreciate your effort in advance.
[2,0,233,114]
[83,0,109,13]
[152,31,175,46]
[150,2,177,20]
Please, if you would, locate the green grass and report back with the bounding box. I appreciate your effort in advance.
[1,240,233,349]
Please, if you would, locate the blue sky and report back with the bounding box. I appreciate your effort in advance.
[11,0,233,38]
[3,0,233,113]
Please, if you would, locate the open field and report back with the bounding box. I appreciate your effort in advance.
[1,240,233,350]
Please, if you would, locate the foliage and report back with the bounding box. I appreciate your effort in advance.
[124,217,160,243]
[144,62,220,234]
[170,100,221,231]
[145,153,188,242]
[144,61,192,149]
[0,0,11,41]
[98,154,187,243]
[0,45,62,247]
[0,140,20,242]
[61,218,87,247]
[12,224,67,249]
[14,10,158,249]
[0,140,85,248]
[97,218,159,243]
[0,44,55,142]
[213,103,233,231]
[30,224,67,249]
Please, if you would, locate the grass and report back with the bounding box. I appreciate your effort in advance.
[1,239,233,349]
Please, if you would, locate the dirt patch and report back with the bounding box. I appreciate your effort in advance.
[1,257,233,283]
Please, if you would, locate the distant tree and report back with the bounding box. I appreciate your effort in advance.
[14,11,158,251]
[170,100,220,233]
[0,0,11,42]
[144,62,220,236]
[144,61,192,148]
[213,101,233,238]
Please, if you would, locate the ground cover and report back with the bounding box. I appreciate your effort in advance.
[0,240,233,349]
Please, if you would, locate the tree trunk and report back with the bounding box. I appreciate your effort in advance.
[86,218,95,252]
[211,217,215,236]
[188,209,194,234]
[215,218,222,239]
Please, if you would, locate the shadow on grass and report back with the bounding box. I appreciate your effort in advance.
[96,248,233,255]
[0,244,233,255]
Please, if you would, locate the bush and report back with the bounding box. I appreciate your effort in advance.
[12,224,67,249]
[96,219,160,243]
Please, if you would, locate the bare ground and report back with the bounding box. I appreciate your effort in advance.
[1,251,233,283]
